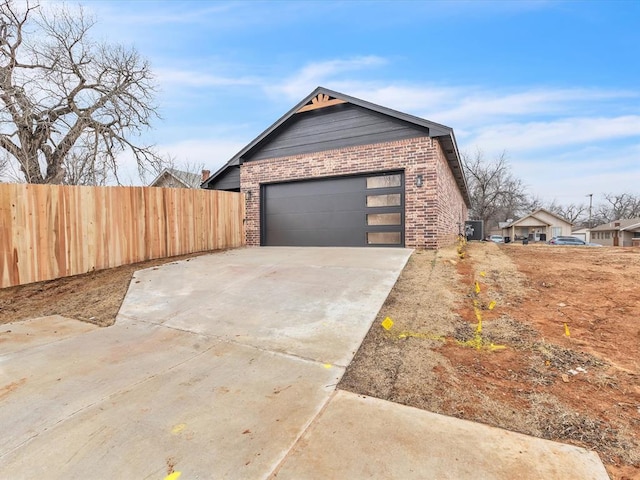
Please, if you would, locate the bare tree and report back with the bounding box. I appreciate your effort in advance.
[463,150,528,229]
[593,193,640,223]
[546,201,588,224]
[521,194,544,215]
[0,1,162,184]
[0,150,8,179]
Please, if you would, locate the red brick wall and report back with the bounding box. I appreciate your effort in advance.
[240,136,468,248]
[434,139,469,246]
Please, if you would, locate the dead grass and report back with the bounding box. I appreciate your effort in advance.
[340,242,640,480]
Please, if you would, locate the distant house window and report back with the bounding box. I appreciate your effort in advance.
[634,232,640,238]
[605,232,610,239]
[552,227,562,237]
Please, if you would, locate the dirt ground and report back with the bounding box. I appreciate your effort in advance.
[340,242,640,480]
[0,252,209,327]
[2,243,639,479]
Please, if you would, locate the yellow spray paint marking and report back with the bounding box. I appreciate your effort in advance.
[453,265,505,352]
[165,472,181,480]
[398,331,446,342]
[171,424,186,435]
[564,323,571,337]
[323,363,332,369]
[456,333,506,352]
[475,316,483,334]
[381,317,394,330]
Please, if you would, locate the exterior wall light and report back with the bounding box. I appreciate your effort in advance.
[416,174,424,187]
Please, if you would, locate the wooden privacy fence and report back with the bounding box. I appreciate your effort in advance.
[0,184,245,288]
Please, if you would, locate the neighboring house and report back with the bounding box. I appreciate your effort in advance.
[500,209,573,242]
[150,168,209,189]
[590,218,640,247]
[571,227,590,242]
[202,87,470,248]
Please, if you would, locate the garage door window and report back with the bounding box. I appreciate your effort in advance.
[366,174,402,189]
[367,232,401,245]
[366,194,401,207]
[367,213,401,225]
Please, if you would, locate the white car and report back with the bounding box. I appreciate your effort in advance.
[489,235,504,243]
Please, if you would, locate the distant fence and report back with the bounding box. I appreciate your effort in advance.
[1,183,245,288]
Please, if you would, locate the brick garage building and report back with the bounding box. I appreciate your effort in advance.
[203,87,470,249]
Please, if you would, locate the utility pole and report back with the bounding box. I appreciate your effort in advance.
[587,193,593,229]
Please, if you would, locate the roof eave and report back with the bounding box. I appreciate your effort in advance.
[433,131,471,207]
[620,220,640,231]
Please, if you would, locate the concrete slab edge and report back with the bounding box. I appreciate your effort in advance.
[266,390,340,479]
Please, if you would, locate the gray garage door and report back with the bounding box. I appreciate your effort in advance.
[261,172,404,247]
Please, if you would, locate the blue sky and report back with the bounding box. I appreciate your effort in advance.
[82,0,638,206]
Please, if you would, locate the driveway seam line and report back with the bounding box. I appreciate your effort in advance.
[118,317,351,369]
[265,389,339,479]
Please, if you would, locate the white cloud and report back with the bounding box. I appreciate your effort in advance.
[90,2,236,26]
[266,56,388,100]
[428,88,638,127]
[468,115,640,153]
[506,143,640,204]
[156,68,257,88]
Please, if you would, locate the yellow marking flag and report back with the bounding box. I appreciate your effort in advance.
[381,317,394,330]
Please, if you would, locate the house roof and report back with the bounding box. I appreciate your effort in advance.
[590,217,640,231]
[150,168,201,188]
[201,86,470,206]
[503,208,572,228]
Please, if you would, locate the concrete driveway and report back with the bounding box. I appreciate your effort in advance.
[0,247,608,479]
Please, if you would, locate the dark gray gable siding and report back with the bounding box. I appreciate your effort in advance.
[205,165,240,191]
[244,103,429,162]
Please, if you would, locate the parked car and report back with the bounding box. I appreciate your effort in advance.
[547,236,601,246]
[488,235,504,243]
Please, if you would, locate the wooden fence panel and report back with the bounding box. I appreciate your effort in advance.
[0,184,245,288]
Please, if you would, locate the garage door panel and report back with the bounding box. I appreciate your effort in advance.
[266,226,366,247]
[266,177,365,197]
[266,211,363,231]
[262,173,404,247]
[266,192,364,214]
